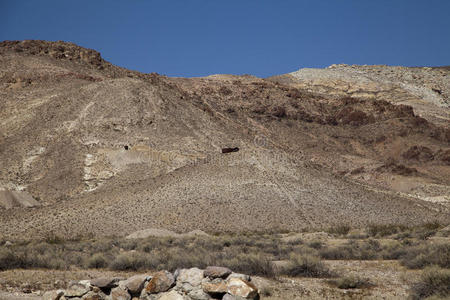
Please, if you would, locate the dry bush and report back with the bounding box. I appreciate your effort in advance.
[282,253,332,278]
[400,243,450,269]
[109,252,153,271]
[368,224,404,237]
[0,248,21,270]
[326,224,351,236]
[410,267,450,299]
[319,239,379,260]
[217,253,275,277]
[328,275,373,289]
[85,253,108,269]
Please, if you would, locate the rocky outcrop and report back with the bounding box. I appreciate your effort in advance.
[0,190,40,209]
[42,268,259,300]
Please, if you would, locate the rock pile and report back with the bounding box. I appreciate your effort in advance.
[42,267,259,300]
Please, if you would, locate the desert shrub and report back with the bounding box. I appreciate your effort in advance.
[218,253,274,277]
[422,221,442,231]
[109,252,152,271]
[260,285,273,296]
[328,275,373,289]
[0,248,21,270]
[400,243,450,269]
[86,253,108,268]
[44,232,64,244]
[410,267,450,299]
[117,239,138,251]
[163,247,209,271]
[327,224,351,236]
[380,242,407,260]
[284,236,303,246]
[282,253,331,277]
[368,224,403,237]
[308,241,323,249]
[319,240,379,260]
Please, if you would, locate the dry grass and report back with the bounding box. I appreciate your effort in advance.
[1,224,448,279]
[283,253,332,278]
[328,275,374,289]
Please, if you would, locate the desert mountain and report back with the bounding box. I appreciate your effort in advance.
[0,40,448,239]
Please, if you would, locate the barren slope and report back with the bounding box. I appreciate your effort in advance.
[0,41,449,239]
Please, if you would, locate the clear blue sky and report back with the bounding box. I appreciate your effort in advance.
[1,0,449,77]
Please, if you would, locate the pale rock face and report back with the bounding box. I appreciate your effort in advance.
[118,274,151,295]
[175,267,204,293]
[226,278,258,299]
[157,290,188,300]
[226,273,251,282]
[187,288,211,300]
[110,287,131,300]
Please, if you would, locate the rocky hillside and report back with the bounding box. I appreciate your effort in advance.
[0,40,449,239]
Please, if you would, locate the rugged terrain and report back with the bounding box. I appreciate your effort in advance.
[0,40,449,239]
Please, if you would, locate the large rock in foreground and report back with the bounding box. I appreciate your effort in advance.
[42,267,259,300]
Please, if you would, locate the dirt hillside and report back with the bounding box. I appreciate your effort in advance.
[0,40,449,239]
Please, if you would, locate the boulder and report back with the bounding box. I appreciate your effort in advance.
[65,282,91,298]
[42,290,64,300]
[110,287,131,300]
[202,279,227,294]
[158,290,188,300]
[204,267,232,279]
[82,290,106,300]
[144,271,174,294]
[175,268,204,292]
[226,278,258,299]
[119,274,150,295]
[90,277,121,289]
[187,288,211,300]
[226,273,251,282]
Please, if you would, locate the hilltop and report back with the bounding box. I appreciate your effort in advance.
[0,40,449,239]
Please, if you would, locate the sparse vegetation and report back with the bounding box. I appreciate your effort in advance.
[326,224,351,236]
[0,223,448,282]
[283,253,332,277]
[328,275,373,289]
[410,267,450,300]
[400,243,450,269]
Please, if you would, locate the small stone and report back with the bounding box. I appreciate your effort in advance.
[144,270,174,294]
[226,273,251,282]
[90,277,121,289]
[204,266,232,279]
[4,241,12,246]
[110,287,131,300]
[42,290,64,300]
[226,278,258,299]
